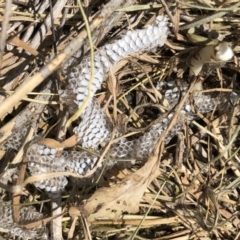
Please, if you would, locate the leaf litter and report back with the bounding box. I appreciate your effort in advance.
[0,0,240,239]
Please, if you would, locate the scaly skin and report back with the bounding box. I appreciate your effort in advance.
[0,15,234,239]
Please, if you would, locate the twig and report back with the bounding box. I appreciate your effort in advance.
[179,1,240,30]
[30,0,67,50]
[0,0,12,68]
[65,0,95,129]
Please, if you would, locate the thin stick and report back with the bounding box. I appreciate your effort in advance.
[65,0,95,129]
[0,0,12,68]
[179,1,240,30]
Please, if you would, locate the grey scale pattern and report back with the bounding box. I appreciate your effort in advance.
[0,201,48,239]
[0,15,236,239]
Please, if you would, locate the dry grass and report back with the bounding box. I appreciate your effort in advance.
[0,0,240,239]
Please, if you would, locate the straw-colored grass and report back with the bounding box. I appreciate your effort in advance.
[0,0,240,239]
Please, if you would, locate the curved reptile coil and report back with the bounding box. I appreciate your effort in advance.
[0,15,235,239]
[25,15,225,194]
[0,201,48,239]
[61,15,169,148]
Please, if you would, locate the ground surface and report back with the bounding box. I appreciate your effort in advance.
[0,1,240,239]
